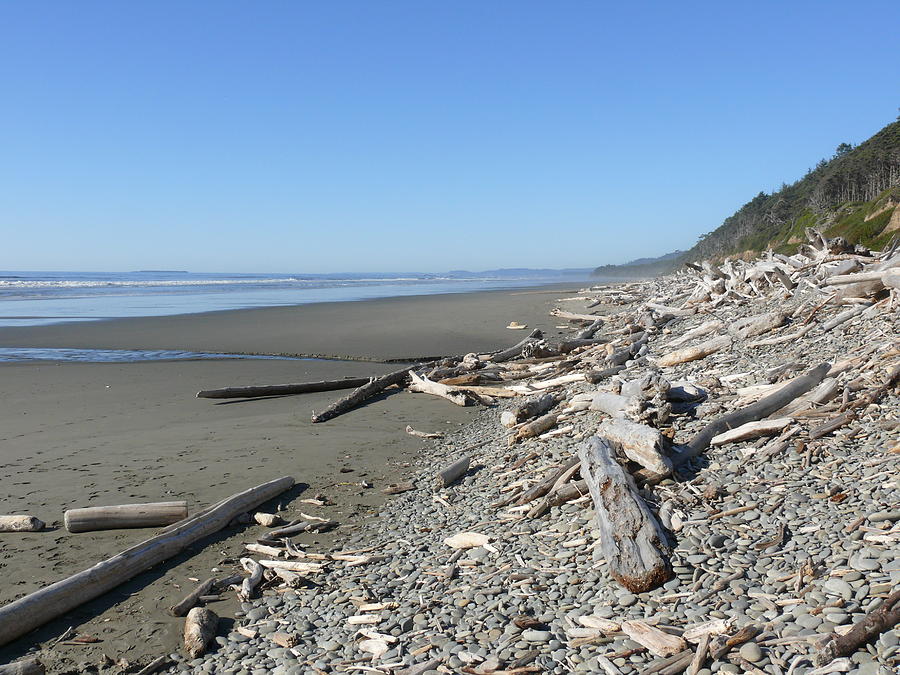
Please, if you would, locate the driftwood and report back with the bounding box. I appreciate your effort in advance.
[514,457,580,506]
[578,436,672,592]
[575,318,604,340]
[709,418,791,445]
[508,412,558,445]
[590,392,644,419]
[65,501,188,533]
[551,308,600,322]
[813,590,899,666]
[598,419,672,475]
[196,377,371,399]
[408,370,475,406]
[311,365,418,423]
[488,329,543,363]
[0,659,44,675]
[673,362,829,467]
[822,303,870,332]
[621,620,686,657]
[133,656,171,675]
[183,606,217,657]
[262,518,338,540]
[239,558,264,600]
[500,392,557,427]
[169,576,216,616]
[728,311,787,339]
[435,456,471,488]
[585,365,625,384]
[0,476,294,647]
[655,335,731,367]
[0,515,45,533]
[253,512,283,527]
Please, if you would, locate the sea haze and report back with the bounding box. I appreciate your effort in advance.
[0,269,593,327]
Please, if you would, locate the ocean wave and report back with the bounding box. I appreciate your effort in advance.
[0,277,443,289]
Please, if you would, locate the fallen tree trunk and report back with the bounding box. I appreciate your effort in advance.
[578,436,672,592]
[673,363,830,467]
[0,515,45,533]
[655,335,732,367]
[728,311,787,340]
[499,392,558,428]
[169,577,216,617]
[813,590,899,666]
[408,370,475,406]
[508,412,558,445]
[197,377,371,399]
[311,365,419,423]
[0,658,44,675]
[183,607,217,657]
[575,318,604,340]
[65,501,188,533]
[598,419,672,475]
[0,476,294,647]
[488,329,543,363]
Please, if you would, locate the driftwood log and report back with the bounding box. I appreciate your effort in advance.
[0,476,294,647]
[0,516,45,533]
[655,335,732,367]
[578,436,672,592]
[435,457,471,488]
[508,412,558,445]
[0,659,44,675]
[813,590,899,666]
[65,501,188,533]
[408,370,475,406]
[488,329,543,363]
[196,377,371,399]
[673,362,829,467]
[598,419,672,475]
[500,392,558,427]
[169,576,216,616]
[311,365,421,423]
[183,606,218,657]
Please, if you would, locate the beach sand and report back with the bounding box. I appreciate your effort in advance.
[0,285,580,668]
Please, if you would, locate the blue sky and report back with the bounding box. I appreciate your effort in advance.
[1,1,898,273]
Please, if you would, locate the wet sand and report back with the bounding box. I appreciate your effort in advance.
[0,285,581,670]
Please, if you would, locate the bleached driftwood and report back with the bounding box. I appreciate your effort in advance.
[408,371,474,406]
[434,456,470,488]
[405,425,444,439]
[551,308,601,322]
[169,577,216,617]
[183,607,218,657]
[590,392,644,419]
[598,419,672,475]
[0,516,45,533]
[500,392,557,428]
[0,476,294,647]
[822,303,871,332]
[883,268,900,289]
[515,457,581,506]
[311,365,418,423]
[728,311,787,339]
[709,418,791,445]
[578,437,671,592]
[509,412,558,445]
[774,377,839,417]
[621,620,687,657]
[667,320,724,348]
[574,318,604,340]
[196,377,371,399]
[64,501,188,533]
[488,329,542,363]
[655,335,731,367]
[239,558,263,600]
[0,658,44,675]
[253,512,283,527]
[673,363,829,467]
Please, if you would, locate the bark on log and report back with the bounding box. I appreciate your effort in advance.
[0,516,45,533]
[183,606,218,657]
[655,335,731,367]
[435,457,471,488]
[674,363,829,467]
[578,436,672,592]
[196,377,371,399]
[169,577,216,616]
[0,476,294,647]
[813,590,899,666]
[0,659,45,675]
[311,365,417,423]
[598,419,672,475]
[728,311,787,340]
[65,501,188,533]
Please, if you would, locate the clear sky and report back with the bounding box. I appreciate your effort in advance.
[1,1,898,273]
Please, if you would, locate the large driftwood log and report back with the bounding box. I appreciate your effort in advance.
[598,419,672,475]
[550,308,600,323]
[673,363,829,467]
[655,335,731,367]
[813,590,899,666]
[728,311,787,340]
[0,476,294,647]
[883,268,900,289]
[197,377,370,399]
[0,659,44,675]
[0,515,45,532]
[578,436,672,592]
[590,392,644,419]
[408,371,475,406]
[65,501,188,533]
[500,392,558,428]
[575,318,604,340]
[183,606,218,657]
[311,365,419,423]
[488,329,543,363]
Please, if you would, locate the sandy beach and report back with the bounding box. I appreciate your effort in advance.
[0,285,578,668]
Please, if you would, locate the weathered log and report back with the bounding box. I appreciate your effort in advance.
[822,303,871,332]
[65,501,188,533]
[262,518,338,540]
[311,365,417,423]
[239,558,264,600]
[514,457,580,506]
[578,436,672,592]
[408,371,474,406]
[883,268,900,289]
[667,320,724,348]
[509,412,558,445]
[169,577,216,616]
[598,419,672,475]
[621,620,686,657]
[824,270,887,286]
[584,365,625,384]
[0,476,294,647]
[774,377,839,417]
[673,363,829,467]
[575,318,604,340]
[709,418,791,446]
[500,393,558,428]
[550,308,600,322]
[655,335,731,367]
[728,311,787,340]
[590,392,644,419]
[0,515,45,533]
[435,456,471,488]
[183,606,218,657]
[196,377,371,399]
[488,329,543,363]
[0,658,45,675]
[813,590,899,666]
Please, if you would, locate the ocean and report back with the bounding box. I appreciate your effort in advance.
[0,269,593,362]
